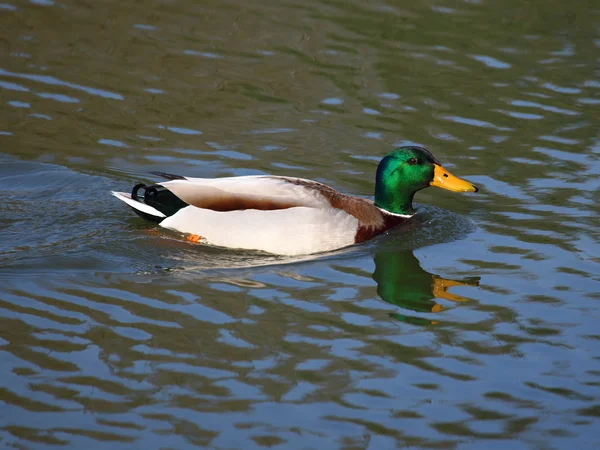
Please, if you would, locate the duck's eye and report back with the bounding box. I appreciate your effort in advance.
[407,158,418,165]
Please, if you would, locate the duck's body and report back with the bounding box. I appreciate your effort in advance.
[112,174,410,255]
[112,146,477,255]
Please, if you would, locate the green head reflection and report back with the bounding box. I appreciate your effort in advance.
[372,249,479,325]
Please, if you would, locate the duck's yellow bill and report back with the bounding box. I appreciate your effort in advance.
[430,164,478,193]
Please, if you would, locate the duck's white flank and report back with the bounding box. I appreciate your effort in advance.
[160,205,359,256]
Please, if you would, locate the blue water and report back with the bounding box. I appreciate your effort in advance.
[1,0,599,448]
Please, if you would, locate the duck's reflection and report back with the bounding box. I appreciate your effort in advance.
[372,249,479,325]
[156,206,479,326]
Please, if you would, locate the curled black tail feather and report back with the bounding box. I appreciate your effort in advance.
[130,183,189,221]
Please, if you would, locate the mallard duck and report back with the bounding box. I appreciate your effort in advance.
[112,146,477,255]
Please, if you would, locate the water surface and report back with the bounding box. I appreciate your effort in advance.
[1,0,599,448]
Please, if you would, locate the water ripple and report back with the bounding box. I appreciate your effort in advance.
[1,0,599,448]
[0,69,124,100]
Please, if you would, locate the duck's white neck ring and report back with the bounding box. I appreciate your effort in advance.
[377,208,414,219]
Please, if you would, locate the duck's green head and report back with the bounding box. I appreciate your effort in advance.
[374,146,477,215]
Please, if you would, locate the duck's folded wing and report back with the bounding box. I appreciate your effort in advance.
[155,175,333,211]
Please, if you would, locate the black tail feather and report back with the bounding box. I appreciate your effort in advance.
[130,183,189,220]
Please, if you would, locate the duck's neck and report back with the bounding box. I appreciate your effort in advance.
[374,184,415,216]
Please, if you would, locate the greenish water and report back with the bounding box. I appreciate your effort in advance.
[1,0,599,448]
